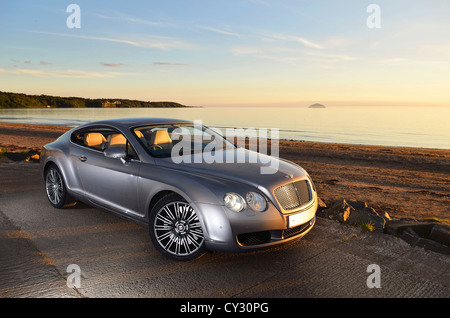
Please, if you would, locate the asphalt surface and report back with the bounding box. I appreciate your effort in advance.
[0,162,449,298]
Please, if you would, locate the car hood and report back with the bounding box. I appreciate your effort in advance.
[156,148,309,190]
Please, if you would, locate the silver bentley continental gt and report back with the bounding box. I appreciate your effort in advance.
[41,118,318,260]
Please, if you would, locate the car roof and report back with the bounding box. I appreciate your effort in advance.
[77,117,193,130]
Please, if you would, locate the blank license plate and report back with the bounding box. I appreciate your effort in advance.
[289,212,306,228]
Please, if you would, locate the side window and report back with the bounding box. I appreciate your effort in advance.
[71,127,139,159]
[105,132,138,159]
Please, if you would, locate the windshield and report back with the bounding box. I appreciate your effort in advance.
[133,123,236,158]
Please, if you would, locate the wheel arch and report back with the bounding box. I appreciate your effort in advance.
[43,160,57,177]
[148,190,179,215]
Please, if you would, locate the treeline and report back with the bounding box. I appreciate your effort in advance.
[0,91,190,108]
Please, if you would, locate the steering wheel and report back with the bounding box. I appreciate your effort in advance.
[150,144,163,150]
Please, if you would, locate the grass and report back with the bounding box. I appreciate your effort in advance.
[361,223,376,233]
[0,147,8,159]
[423,217,450,224]
[342,234,358,242]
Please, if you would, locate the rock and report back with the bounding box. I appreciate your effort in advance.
[379,211,391,222]
[315,197,450,255]
[385,220,433,237]
[347,200,368,210]
[317,199,353,223]
[25,153,40,162]
[317,197,327,211]
[346,207,386,233]
[429,224,450,247]
[400,226,450,255]
[400,227,420,245]
[385,219,450,254]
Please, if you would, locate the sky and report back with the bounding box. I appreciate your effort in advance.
[0,0,449,107]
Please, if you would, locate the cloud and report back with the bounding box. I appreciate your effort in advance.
[95,13,163,26]
[0,68,122,78]
[153,62,188,66]
[99,62,126,67]
[198,26,241,37]
[40,61,52,65]
[231,46,357,64]
[262,32,325,49]
[301,50,357,62]
[28,30,193,51]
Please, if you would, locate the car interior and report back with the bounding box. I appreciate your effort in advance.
[72,129,138,159]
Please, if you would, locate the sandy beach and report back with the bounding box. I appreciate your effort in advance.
[1,122,449,221]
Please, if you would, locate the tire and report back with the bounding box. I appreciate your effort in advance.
[44,164,74,209]
[149,193,206,261]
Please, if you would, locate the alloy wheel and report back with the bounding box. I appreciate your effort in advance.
[46,167,64,205]
[153,201,205,257]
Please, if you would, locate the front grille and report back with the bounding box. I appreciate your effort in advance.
[274,180,312,212]
[237,231,271,246]
[282,222,311,239]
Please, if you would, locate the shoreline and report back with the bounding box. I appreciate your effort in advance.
[1,122,449,221]
[1,121,449,151]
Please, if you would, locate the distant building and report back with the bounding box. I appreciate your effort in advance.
[102,100,122,108]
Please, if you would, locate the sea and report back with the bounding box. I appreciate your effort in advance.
[0,106,449,150]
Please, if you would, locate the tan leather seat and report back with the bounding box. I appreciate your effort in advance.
[135,130,148,147]
[107,133,127,151]
[135,130,144,138]
[84,132,106,150]
[153,130,172,145]
[149,130,172,150]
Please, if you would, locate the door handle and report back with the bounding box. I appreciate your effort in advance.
[79,155,87,162]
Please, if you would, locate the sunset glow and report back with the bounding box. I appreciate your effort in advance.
[1,0,449,107]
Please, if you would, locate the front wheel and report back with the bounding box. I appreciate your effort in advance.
[149,193,206,261]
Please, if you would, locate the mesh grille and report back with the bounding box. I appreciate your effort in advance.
[237,231,271,246]
[274,180,312,211]
[295,180,311,204]
[274,183,300,210]
[283,222,311,239]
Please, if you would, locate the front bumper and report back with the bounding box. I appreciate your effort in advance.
[192,197,317,253]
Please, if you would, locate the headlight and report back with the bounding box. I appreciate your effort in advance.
[246,192,267,212]
[223,193,246,212]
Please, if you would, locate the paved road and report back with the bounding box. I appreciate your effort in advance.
[0,162,449,298]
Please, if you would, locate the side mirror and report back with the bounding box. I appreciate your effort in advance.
[104,146,127,163]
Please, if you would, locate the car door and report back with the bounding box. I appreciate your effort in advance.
[70,127,141,216]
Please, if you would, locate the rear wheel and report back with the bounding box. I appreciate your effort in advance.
[149,193,206,261]
[45,164,74,209]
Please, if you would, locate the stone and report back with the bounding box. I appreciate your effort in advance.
[317,197,327,210]
[385,219,450,254]
[317,199,353,222]
[315,198,450,255]
[400,226,450,255]
[347,200,368,210]
[346,207,386,233]
[429,224,450,247]
[385,220,420,236]
[379,211,391,222]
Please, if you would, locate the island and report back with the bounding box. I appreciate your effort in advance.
[0,91,195,108]
[308,103,326,108]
